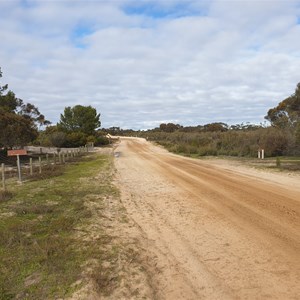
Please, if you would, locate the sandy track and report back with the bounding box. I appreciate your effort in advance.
[114,137,300,299]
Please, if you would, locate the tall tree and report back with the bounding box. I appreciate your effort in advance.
[58,105,101,136]
[265,83,300,128]
[0,67,49,147]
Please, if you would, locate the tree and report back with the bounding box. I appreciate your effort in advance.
[0,112,38,148]
[58,105,101,136]
[19,102,51,128]
[0,67,49,147]
[265,83,300,128]
[0,68,8,96]
[0,68,50,148]
[159,123,182,133]
[265,83,300,155]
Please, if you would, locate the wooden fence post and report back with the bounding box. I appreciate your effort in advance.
[62,153,65,164]
[46,154,49,165]
[54,153,56,165]
[1,163,5,191]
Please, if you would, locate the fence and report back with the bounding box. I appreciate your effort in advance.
[0,147,90,191]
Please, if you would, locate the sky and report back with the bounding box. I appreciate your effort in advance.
[0,0,300,130]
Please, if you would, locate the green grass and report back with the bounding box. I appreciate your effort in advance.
[0,153,119,299]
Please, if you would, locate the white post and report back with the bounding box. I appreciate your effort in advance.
[1,163,5,191]
[17,155,22,183]
[262,149,264,160]
[258,150,261,159]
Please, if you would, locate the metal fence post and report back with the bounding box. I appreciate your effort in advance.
[30,158,33,175]
[17,155,22,183]
[1,163,5,191]
[39,156,42,174]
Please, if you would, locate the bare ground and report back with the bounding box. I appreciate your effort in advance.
[113,137,300,300]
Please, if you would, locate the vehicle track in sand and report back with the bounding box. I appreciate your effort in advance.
[114,137,300,299]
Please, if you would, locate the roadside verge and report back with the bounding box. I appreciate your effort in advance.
[0,150,152,299]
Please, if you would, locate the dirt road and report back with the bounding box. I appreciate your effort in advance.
[114,137,300,299]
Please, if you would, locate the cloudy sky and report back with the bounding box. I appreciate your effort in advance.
[0,0,300,129]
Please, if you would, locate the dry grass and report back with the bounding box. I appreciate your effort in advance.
[247,157,300,172]
[0,190,13,202]
[26,164,65,180]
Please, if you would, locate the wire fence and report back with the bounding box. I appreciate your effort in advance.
[1,146,92,191]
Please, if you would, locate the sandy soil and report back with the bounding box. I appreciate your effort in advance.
[114,137,300,300]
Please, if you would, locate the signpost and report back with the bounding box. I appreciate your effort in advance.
[7,149,28,183]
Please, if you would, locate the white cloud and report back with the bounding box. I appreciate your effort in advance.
[0,0,299,129]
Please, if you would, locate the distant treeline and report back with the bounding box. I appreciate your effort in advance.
[105,124,298,157]
[106,82,300,158]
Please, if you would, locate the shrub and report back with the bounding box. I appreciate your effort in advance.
[64,132,87,147]
[95,136,110,146]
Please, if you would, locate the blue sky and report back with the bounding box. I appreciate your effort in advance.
[123,1,204,19]
[0,0,300,129]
